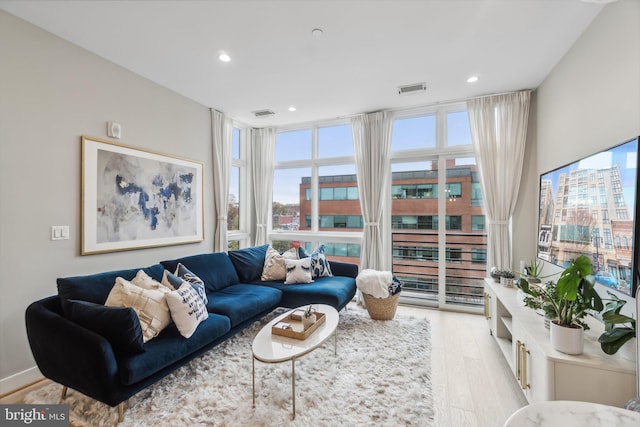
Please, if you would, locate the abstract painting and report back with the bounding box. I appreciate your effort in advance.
[82,136,203,254]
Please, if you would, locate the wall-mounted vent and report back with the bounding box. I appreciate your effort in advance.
[252,109,276,118]
[398,82,427,95]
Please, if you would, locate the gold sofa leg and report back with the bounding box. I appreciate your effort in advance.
[60,386,68,401]
[118,402,124,423]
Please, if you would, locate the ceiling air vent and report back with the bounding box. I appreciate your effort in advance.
[252,109,276,118]
[398,82,427,96]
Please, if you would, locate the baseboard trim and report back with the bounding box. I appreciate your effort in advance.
[0,366,43,398]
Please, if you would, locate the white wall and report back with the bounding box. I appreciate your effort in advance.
[0,11,214,393]
[513,1,640,305]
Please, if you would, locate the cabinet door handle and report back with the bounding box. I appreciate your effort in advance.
[484,292,491,320]
[516,340,522,382]
[521,343,530,390]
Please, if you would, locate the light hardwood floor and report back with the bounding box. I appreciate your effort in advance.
[396,305,527,427]
[1,305,527,427]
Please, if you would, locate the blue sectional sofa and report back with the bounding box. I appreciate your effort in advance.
[25,245,357,416]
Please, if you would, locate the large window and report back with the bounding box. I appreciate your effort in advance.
[272,123,362,265]
[391,105,486,310]
[228,126,250,248]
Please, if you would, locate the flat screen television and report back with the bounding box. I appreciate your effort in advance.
[537,136,640,297]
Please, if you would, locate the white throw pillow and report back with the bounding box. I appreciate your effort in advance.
[165,282,209,339]
[173,263,208,305]
[105,277,171,342]
[262,247,298,281]
[284,258,314,284]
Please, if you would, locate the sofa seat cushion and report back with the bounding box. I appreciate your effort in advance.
[257,276,356,309]
[206,284,282,328]
[118,313,231,386]
[57,264,166,307]
[160,253,240,293]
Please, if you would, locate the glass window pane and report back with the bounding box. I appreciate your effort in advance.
[392,115,436,151]
[319,215,334,228]
[271,240,310,254]
[447,111,472,147]
[276,129,311,161]
[347,216,362,228]
[320,188,334,200]
[319,124,353,158]
[228,166,240,231]
[444,156,486,307]
[318,165,362,231]
[347,187,359,200]
[273,168,308,230]
[232,128,241,159]
[333,187,347,200]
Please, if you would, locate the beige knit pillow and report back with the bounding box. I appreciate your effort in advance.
[261,247,298,281]
[131,269,174,292]
[105,277,171,342]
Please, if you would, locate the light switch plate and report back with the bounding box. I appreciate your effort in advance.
[51,225,69,241]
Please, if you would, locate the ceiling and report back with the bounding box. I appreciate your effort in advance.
[0,0,606,128]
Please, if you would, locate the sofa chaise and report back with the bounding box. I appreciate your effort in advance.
[25,245,357,421]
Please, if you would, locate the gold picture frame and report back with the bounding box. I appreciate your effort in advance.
[81,136,204,255]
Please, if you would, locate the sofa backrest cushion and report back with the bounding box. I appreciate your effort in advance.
[62,299,145,355]
[160,252,240,292]
[57,263,165,307]
[228,244,269,283]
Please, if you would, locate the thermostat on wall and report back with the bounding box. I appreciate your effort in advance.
[107,121,122,139]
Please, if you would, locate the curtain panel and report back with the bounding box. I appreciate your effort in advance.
[352,111,394,272]
[467,90,531,271]
[251,127,276,246]
[211,110,233,252]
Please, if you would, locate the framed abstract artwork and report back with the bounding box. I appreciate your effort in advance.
[82,136,204,255]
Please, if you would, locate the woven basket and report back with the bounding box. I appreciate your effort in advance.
[362,292,400,320]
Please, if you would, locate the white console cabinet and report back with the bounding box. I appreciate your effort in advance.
[483,278,636,406]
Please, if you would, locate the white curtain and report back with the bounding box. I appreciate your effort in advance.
[211,110,233,252]
[352,111,394,271]
[251,127,276,246]
[467,91,531,271]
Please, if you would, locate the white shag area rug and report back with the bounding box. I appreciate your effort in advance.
[25,307,433,426]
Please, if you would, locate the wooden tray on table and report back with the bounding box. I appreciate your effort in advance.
[272,311,326,340]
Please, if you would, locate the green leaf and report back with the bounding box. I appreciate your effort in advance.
[602,312,635,325]
[556,255,592,301]
[599,329,636,355]
[598,327,635,343]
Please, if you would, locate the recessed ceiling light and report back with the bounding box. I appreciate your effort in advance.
[467,75,479,83]
[311,28,324,37]
[218,52,231,63]
[288,105,297,112]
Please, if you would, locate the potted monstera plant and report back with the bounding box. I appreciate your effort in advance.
[517,255,604,355]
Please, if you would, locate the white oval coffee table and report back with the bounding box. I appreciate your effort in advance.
[252,304,339,419]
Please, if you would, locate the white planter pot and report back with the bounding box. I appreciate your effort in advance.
[550,321,584,355]
[500,277,515,287]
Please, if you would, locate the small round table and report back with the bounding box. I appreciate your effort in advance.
[252,304,339,420]
[504,400,640,427]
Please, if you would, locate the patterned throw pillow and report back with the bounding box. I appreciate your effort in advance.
[172,263,208,305]
[304,244,333,278]
[165,282,209,338]
[262,247,298,281]
[284,258,314,284]
[105,277,171,342]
